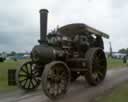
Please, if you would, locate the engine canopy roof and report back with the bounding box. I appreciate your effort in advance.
[57,23,109,39]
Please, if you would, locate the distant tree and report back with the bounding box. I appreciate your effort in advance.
[118,48,128,54]
[9,51,17,56]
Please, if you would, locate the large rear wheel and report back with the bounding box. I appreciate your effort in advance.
[85,48,107,86]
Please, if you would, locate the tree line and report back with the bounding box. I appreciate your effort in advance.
[118,48,128,54]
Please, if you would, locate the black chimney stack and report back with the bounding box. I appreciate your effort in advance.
[39,9,48,44]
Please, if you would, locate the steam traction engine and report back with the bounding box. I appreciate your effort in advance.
[16,9,109,99]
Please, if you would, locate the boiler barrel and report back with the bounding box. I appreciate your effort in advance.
[31,45,56,64]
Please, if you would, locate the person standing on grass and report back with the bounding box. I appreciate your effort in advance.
[123,55,127,64]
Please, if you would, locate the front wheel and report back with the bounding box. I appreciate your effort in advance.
[42,61,70,99]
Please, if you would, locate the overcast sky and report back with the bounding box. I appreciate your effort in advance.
[0,0,127,52]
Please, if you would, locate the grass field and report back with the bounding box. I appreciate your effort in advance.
[95,58,128,102]
[0,57,127,92]
[95,82,128,102]
[107,57,127,69]
[0,59,28,92]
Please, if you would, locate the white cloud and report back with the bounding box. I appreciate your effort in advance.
[0,0,128,52]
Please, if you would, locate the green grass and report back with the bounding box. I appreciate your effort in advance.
[95,82,128,102]
[0,58,127,92]
[107,57,127,69]
[0,59,29,92]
